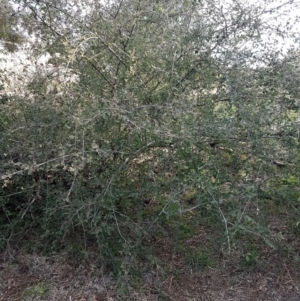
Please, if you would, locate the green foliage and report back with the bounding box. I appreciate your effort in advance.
[185,249,213,268]
[240,244,260,267]
[22,282,49,299]
[0,0,300,281]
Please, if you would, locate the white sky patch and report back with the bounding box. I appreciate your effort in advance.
[0,45,78,98]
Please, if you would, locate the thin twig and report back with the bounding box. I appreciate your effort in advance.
[1,155,71,178]
[218,206,231,255]
[113,210,134,247]
[207,189,231,254]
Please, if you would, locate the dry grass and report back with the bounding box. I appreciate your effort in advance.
[1,237,300,301]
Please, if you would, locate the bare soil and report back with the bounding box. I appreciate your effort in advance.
[1,237,300,301]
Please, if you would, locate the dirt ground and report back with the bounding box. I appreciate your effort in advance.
[1,243,300,301]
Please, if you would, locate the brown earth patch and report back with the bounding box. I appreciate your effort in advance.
[1,245,300,301]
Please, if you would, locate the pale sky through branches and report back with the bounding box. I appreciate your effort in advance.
[0,0,299,97]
